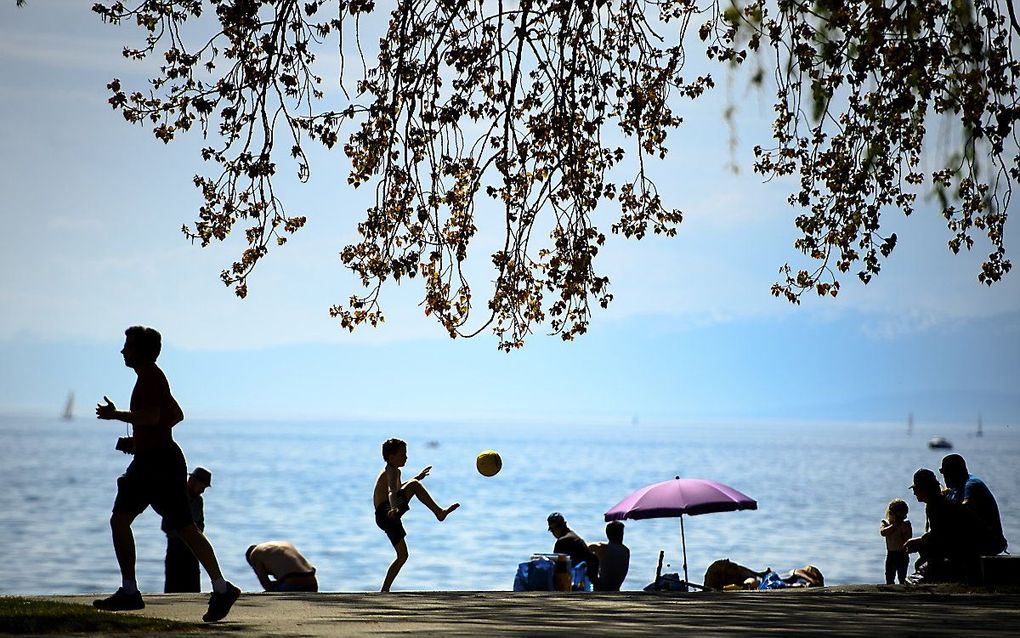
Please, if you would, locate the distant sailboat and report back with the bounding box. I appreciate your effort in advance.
[977,414,983,438]
[62,392,74,420]
[907,412,913,435]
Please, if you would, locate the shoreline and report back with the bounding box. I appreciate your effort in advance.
[21,586,1020,636]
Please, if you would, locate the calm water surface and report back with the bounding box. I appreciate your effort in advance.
[1,416,1017,593]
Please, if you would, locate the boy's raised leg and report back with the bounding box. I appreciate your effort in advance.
[403,479,460,521]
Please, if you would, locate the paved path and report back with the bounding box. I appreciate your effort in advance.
[43,587,1020,636]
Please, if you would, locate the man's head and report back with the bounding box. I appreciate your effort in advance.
[939,453,969,490]
[382,438,407,466]
[245,544,258,566]
[606,520,625,544]
[909,468,942,503]
[122,326,162,368]
[547,512,568,538]
[188,467,212,496]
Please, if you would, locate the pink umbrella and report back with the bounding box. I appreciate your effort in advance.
[605,477,757,587]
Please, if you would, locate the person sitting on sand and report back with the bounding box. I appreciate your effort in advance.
[246,541,318,592]
[904,468,979,582]
[939,454,1007,556]
[588,520,630,591]
[374,438,459,592]
[547,512,599,585]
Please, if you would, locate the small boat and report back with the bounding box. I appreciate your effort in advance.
[927,436,953,449]
[62,392,74,421]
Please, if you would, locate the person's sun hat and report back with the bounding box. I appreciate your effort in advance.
[547,512,566,530]
[190,467,212,487]
[910,468,939,490]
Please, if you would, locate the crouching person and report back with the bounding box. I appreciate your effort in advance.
[246,541,319,592]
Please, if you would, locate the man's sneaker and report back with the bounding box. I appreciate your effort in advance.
[93,588,145,611]
[203,582,241,623]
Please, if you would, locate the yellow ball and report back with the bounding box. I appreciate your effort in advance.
[476,450,502,477]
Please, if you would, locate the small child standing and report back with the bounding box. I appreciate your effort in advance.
[879,499,912,584]
[373,438,459,592]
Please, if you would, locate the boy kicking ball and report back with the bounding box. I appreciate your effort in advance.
[373,438,459,592]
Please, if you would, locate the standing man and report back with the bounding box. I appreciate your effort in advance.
[940,454,1007,556]
[164,467,212,593]
[94,326,240,622]
[547,512,599,584]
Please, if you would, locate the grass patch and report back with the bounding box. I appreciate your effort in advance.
[0,597,202,634]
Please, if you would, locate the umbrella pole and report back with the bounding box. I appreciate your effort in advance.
[680,514,689,586]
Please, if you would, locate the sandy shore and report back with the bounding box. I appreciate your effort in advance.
[34,586,1020,636]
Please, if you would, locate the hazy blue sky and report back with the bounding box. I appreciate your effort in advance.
[2,1,1018,425]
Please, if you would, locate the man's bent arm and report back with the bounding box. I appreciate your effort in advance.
[96,396,161,427]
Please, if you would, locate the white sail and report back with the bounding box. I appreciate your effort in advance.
[62,392,74,420]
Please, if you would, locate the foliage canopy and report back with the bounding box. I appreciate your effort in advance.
[88,0,1020,349]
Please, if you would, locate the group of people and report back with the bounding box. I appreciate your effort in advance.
[92,326,468,622]
[90,325,1009,624]
[881,454,1008,585]
[374,437,634,592]
[158,463,320,595]
[547,512,631,591]
[92,324,631,622]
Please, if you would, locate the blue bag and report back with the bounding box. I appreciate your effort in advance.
[757,569,787,590]
[513,556,555,591]
[572,561,593,591]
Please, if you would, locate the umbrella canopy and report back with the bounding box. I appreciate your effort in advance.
[605,477,757,521]
[604,477,757,589]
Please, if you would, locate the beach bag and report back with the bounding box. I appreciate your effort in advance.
[643,572,687,591]
[513,556,555,591]
[572,561,593,592]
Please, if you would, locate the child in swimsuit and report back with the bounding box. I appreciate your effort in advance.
[373,438,459,592]
[880,498,912,584]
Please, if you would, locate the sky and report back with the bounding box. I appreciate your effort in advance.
[1,1,1018,425]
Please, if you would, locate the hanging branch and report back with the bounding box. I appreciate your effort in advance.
[91,1,1019,347]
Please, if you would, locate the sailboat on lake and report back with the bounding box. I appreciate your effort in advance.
[62,392,74,421]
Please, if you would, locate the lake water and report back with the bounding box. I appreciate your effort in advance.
[1,416,1017,594]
